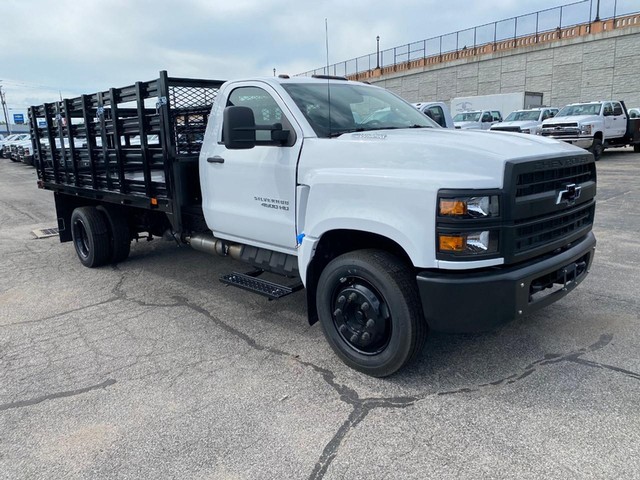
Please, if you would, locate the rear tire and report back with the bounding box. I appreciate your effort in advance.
[70,207,111,268]
[316,249,427,377]
[97,205,131,264]
[589,137,603,161]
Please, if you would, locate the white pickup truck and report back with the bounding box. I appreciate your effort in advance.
[453,110,502,130]
[490,108,559,135]
[540,101,640,159]
[30,72,597,376]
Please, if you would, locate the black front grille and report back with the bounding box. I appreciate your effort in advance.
[492,127,522,132]
[516,162,595,197]
[514,202,595,253]
[504,154,596,263]
[543,123,578,128]
[540,130,580,137]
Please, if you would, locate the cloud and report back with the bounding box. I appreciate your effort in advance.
[0,0,591,109]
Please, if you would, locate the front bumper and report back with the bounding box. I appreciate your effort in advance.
[416,232,596,333]
[541,135,593,149]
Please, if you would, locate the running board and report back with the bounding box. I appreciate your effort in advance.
[219,271,303,300]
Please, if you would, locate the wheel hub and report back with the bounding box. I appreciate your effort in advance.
[332,281,390,354]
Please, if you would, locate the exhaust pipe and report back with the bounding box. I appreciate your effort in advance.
[186,233,243,260]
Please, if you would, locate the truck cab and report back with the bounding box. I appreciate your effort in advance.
[453,110,502,130]
[412,101,454,128]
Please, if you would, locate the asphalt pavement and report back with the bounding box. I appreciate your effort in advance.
[1,148,639,479]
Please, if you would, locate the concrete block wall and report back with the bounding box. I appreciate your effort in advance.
[373,27,640,110]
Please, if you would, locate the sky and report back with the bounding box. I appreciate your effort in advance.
[0,0,623,121]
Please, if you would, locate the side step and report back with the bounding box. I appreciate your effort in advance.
[220,271,303,300]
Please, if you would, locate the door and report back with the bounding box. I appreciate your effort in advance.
[603,102,615,139]
[481,111,493,130]
[203,83,302,253]
[611,102,627,138]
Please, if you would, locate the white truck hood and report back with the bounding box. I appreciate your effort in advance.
[543,115,599,125]
[298,127,583,190]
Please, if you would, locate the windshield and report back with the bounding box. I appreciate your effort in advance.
[504,110,541,122]
[453,112,481,122]
[557,104,602,116]
[281,83,438,138]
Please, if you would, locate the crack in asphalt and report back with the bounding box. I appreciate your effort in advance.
[4,264,640,480]
[0,378,116,412]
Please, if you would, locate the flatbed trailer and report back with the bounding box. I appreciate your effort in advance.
[29,71,223,241]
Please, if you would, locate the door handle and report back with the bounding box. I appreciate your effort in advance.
[207,156,225,163]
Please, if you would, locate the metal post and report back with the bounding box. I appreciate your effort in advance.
[423,39,426,59]
[560,6,564,29]
[536,12,539,42]
[613,0,617,22]
[376,36,380,69]
[595,0,601,21]
[273,68,276,77]
[514,16,518,43]
[0,86,11,135]
[589,0,593,23]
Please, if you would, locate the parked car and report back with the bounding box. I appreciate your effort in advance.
[412,102,454,128]
[9,137,32,163]
[490,108,558,135]
[0,133,30,158]
[453,110,502,130]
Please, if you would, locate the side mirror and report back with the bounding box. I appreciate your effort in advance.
[223,106,256,149]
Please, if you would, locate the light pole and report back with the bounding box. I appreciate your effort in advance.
[376,36,380,69]
[0,85,11,135]
[595,0,601,21]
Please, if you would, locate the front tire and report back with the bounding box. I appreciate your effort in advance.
[71,207,111,268]
[589,137,603,161]
[316,250,427,377]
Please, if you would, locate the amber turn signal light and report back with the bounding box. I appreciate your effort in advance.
[439,199,467,216]
[439,234,466,252]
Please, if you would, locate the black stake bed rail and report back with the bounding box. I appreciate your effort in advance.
[29,71,224,234]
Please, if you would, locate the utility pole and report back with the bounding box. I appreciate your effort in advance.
[0,85,11,135]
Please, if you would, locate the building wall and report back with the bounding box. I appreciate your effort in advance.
[372,27,640,110]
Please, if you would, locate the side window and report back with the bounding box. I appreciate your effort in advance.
[227,86,287,143]
[482,112,493,122]
[427,106,446,128]
[603,103,613,116]
[491,111,501,122]
[612,102,623,116]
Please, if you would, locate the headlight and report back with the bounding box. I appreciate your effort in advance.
[439,195,499,218]
[438,230,499,255]
[580,124,592,135]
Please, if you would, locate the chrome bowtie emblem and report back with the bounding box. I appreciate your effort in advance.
[556,183,581,205]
